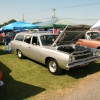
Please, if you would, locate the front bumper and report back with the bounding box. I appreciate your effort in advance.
[66,56,100,70]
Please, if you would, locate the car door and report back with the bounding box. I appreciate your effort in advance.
[21,35,32,57]
[28,36,41,61]
[11,34,24,52]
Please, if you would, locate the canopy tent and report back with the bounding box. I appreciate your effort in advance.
[2,21,38,30]
[2,22,16,30]
[53,19,74,27]
[38,18,59,28]
[38,18,74,28]
[90,20,100,30]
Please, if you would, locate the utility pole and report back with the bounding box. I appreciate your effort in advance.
[52,8,56,34]
[52,8,56,18]
[22,14,25,22]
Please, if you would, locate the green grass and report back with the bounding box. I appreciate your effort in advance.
[0,44,100,100]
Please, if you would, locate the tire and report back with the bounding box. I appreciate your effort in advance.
[47,58,62,75]
[17,50,24,59]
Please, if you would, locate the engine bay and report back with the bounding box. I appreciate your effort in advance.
[57,44,89,54]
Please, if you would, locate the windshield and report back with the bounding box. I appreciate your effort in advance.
[40,35,59,46]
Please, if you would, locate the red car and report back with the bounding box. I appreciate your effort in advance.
[0,71,4,86]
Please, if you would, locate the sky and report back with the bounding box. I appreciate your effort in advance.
[0,0,100,25]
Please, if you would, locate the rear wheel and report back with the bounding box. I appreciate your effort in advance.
[17,50,24,59]
[47,58,62,75]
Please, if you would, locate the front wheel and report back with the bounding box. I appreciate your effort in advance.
[17,50,24,59]
[47,58,62,75]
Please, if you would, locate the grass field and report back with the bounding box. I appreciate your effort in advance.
[0,43,100,100]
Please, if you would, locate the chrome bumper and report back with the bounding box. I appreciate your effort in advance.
[66,57,100,70]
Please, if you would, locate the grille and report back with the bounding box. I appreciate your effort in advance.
[75,53,93,60]
[72,49,90,55]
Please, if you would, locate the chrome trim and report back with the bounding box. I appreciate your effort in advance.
[66,57,100,69]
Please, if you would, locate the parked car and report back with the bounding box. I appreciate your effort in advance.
[10,29,100,75]
[0,71,4,86]
[76,30,100,49]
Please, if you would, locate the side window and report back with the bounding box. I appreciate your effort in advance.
[15,35,24,41]
[92,32,99,39]
[32,36,40,45]
[24,35,32,44]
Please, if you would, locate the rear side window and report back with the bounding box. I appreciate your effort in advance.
[32,36,40,45]
[24,35,32,44]
[15,35,24,41]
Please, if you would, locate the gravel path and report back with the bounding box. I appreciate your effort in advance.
[61,75,100,100]
[43,72,100,100]
[34,72,100,100]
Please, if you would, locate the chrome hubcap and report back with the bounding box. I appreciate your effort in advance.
[49,61,57,72]
[18,51,21,57]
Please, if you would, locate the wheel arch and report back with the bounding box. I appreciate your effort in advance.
[16,49,22,54]
[46,57,62,75]
[45,57,55,66]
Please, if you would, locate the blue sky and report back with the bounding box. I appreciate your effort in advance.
[0,0,100,25]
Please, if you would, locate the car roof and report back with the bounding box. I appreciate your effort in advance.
[86,30,100,33]
[17,32,58,36]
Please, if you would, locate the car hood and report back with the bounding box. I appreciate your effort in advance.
[52,25,86,46]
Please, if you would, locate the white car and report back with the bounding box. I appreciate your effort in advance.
[10,29,100,75]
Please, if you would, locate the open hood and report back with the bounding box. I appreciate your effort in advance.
[52,25,86,46]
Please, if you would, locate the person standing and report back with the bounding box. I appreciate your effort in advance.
[5,33,11,52]
[53,28,57,34]
[57,28,60,34]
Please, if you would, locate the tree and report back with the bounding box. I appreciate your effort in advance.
[0,19,17,28]
[3,19,17,26]
[32,22,42,24]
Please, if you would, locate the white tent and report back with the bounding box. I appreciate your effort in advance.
[90,20,100,30]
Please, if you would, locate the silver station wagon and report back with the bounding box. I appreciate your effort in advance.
[10,29,100,75]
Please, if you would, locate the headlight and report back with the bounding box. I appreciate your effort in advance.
[69,56,75,62]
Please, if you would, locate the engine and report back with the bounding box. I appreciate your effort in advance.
[57,44,93,60]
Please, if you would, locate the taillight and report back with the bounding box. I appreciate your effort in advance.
[0,71,2,81]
